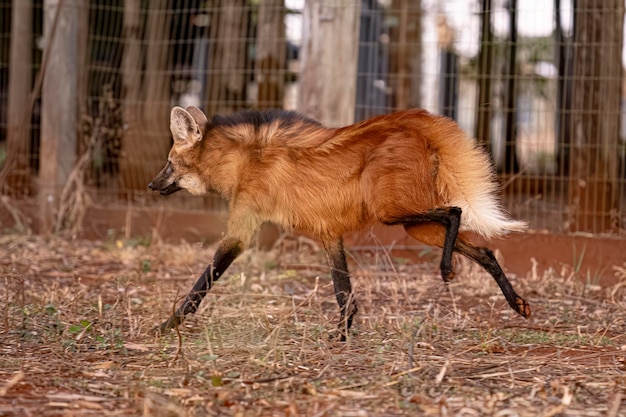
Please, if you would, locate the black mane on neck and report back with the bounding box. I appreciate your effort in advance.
[210,109,321,130]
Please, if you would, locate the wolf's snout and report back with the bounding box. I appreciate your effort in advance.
[148,180,164,192]
[149,178,183,196]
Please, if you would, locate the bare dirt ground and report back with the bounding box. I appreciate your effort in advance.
[1,233,625,416]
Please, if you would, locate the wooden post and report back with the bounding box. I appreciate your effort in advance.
[256,0,286,250]
[503,0,519,174]
[475,0,494,149]
[256,0,286,109]
[568,0,623,233]
[3,0,33,196]
[390,0,422,110]
[300,0,361,126]
[119,0,173,193]
[437,15,458,119]
[555,0,574,177]
[140,0,171,190]
[119,0,142,194]
[142,0,172,138]
[39,0,79,232]
[205,0,250,116]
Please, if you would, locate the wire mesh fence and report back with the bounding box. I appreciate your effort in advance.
[0,0,624,235]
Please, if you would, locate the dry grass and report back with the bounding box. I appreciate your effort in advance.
[1,233,625,416]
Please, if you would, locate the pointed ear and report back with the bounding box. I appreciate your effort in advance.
[170,106,202,145]
[185,106,209,137]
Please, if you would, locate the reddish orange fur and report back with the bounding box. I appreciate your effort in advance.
[404,222,471,248]
[154,107,524,248]
[150,106,531,333]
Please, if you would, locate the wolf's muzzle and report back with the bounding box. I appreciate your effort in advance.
[148,181,182,196]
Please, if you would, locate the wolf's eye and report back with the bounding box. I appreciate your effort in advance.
[166,161,174,175]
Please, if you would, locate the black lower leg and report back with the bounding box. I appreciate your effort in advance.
[440,207,461,281]
[455,240,531,318]
[385,207,462,282]
[324,238,357,341]
[157,237,244,333]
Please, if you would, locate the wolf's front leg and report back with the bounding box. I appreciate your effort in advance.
[156,237,244,334]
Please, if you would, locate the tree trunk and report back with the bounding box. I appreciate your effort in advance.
[255,0,286,250]
[119,0,172,193]
[140,0,172,188]
[300,0,361,126]
[142,0,172,136]
[475,0,494,149]
[256,0,286,110]
[119,0,142,194]
[3,0,33,196]
[205,0,250,116]
[554,0,574,178]
[390,0,422,110]
[121,0,142,108]
[568,0,623,233]
[437,15,457,119]
[503,0,519,173]
[39,0,79,231]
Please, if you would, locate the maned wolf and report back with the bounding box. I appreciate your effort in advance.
[149,106,530,339]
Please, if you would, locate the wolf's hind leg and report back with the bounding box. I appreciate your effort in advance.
[454,238,531,318]
[395,208,530,318]
[387,207,461,282]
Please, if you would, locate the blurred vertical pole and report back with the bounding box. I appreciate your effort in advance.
[121,0,142,110]
[119,0,142,194]
[568,0,623,232]
[119,0,173,193]
[300,0,361,126]
[76,0,88,160]
[142,0,172,137]
[437,15,458,120]
[503,0,519,174]
[3,0,33,196]
[475,0,493,149]
[406,0,422,109]
[554,0,573,179]
[354,0,383,121]
[140,0,172,189]
[39,0,78,232]
[205,0,250,115]
[256,0,286,109]
[390,0,422,110]
[256,0,286,250]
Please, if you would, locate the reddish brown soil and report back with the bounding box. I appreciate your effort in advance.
[3,202,625,286]
[347,224,626,286]
[2,206,626,416]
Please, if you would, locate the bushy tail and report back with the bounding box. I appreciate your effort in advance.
[432,118,528,239]
[453,192,528,239]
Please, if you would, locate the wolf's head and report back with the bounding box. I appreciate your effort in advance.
[149,106,209,196]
